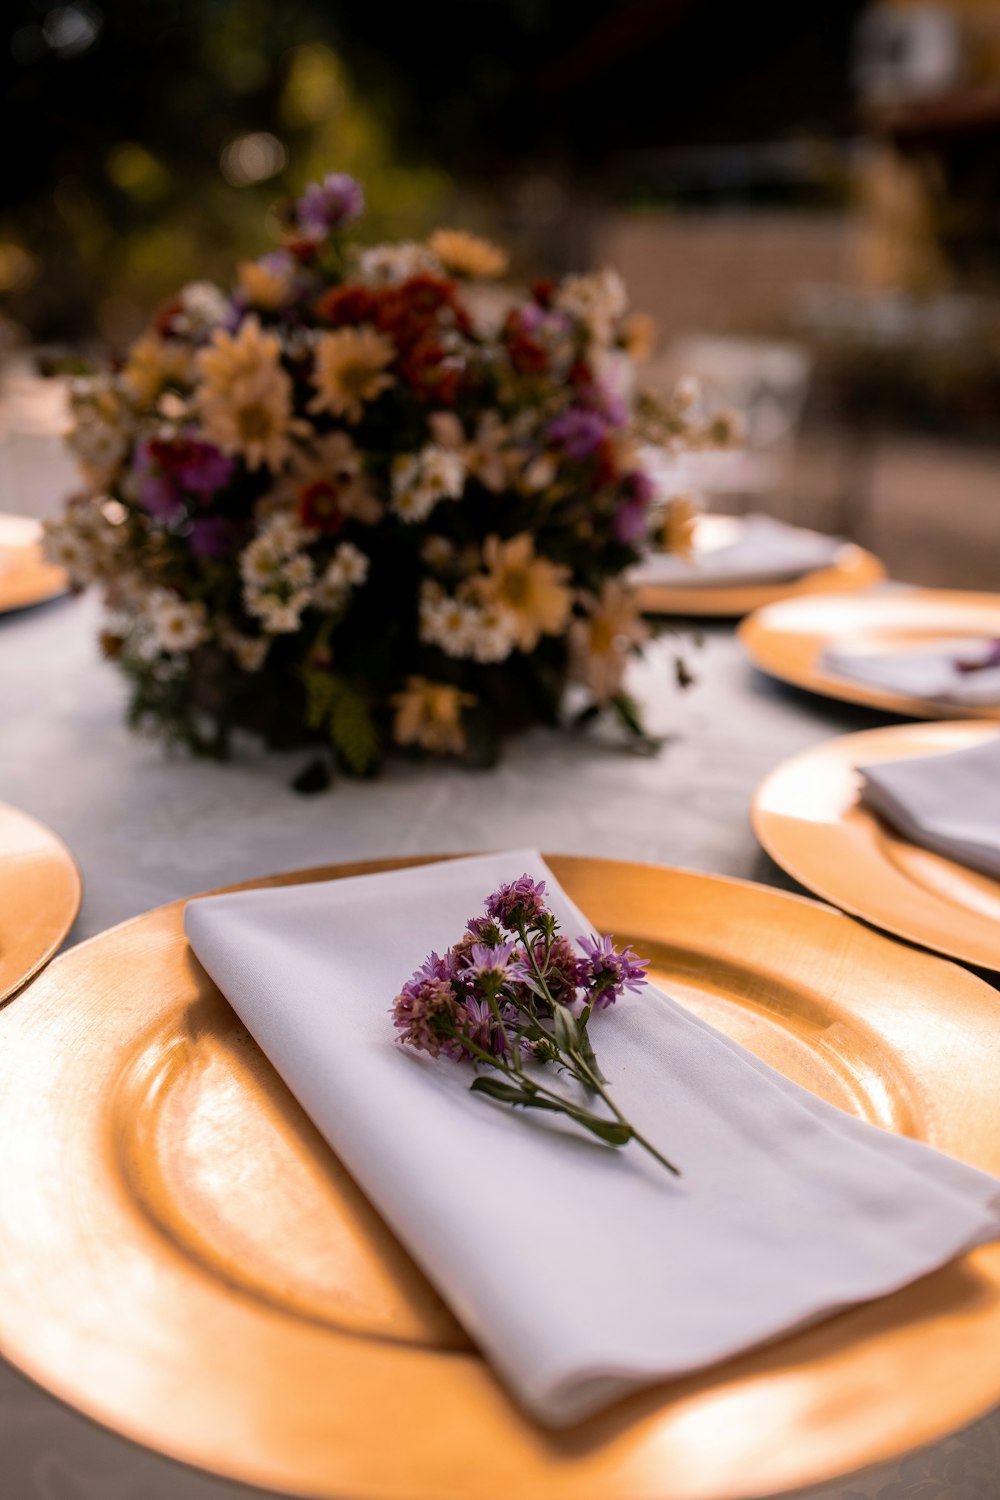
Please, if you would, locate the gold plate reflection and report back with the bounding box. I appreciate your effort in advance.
[754,721,1000,972]
[1,856,1000,1500]
[739,590,1000,720]
[0,513,67,613]
[0,800,81,1002]
[636,517,884,618]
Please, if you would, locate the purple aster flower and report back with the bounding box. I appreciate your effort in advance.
[391,967,464,1058]
[459,995,507,1058]
[613,497,647,544]
[956,638,1000,674]
[613,468,656,544]
[598,387,628,426]
[188,517,240,560]
[416,949,459,984]
[540,934,585,1004]
[577,933,648,1009]
[465,941,516,981]
[485,875,548,932]
[133,440,183,520]
[517,303,545,334]
[295,173,365,238]
[548,408,608,460]
[174,438,235,497]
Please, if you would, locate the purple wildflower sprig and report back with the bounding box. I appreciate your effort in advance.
[955,638,1000,674]
[391,875,680,1177]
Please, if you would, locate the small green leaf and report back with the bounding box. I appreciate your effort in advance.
[574,1013,608,1087]
[551,1002,579,1055]
[574,1115,633,1147]
[469,1076,537,1105]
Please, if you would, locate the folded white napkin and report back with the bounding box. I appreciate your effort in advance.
[184,851,1000,1426]
[860,735,1000,879]
[822,638,1000,706]
[630,513,843,589]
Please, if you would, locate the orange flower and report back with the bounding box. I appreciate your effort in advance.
[391,677,476,755]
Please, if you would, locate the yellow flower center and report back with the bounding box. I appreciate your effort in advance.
[589,617,616,655]
[498,567,530,607]
[340,359,376,398]
[236,402,274,442]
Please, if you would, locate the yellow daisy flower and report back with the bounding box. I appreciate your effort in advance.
[309,326,396,424]
[196,317,301,472]
[477,532,572,652]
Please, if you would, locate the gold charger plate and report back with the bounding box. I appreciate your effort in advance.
[0,513,67,613]
[2,855,1000,1500]
[636,516,884,618]
[754,721,1000,972]
[739,590,1000,720]
[0,801,81,1002]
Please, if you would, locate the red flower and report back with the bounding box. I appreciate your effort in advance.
[375,274,471,350]
[568,357,593,387]
[399,335,462,405]
[502,312,550,375]
[315,285,379,326]
[284,237,321,265]
[297,480,344,534]
[593,437,619,489]
[152,296,185,338]
[531,278,556,307]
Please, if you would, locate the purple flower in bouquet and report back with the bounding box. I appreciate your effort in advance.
[486,875,548,931]
[956,638,1000,674]
[578,932,649,1009]
[613,468,656,544]
[459,994,509,1057]
[548,407,608,460]
[173,438,235,497]
[189,516,240,560]
[391,964,464,1060]
[134,441,183,520]
[464,941,517,983]
[296,173,365,237]
[134,434,235,522]
[390,877,679,1176]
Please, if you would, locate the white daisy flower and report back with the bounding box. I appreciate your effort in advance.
[284,552,315,588]
[391,445,465,523]
[145,590,209,654]
[327,541,369,588]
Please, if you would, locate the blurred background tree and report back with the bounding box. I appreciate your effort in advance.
[1,0,868,346]
[0,0,452,345]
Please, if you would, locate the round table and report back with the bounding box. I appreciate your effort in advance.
[1,591,997,1500]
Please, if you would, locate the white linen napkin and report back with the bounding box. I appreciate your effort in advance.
[860,735,1000,879]
[822,638,1000,706]
[184,850,1000,1426]
[630,513,843,588]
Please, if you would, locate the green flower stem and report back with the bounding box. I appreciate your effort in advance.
[475,926,681,1178]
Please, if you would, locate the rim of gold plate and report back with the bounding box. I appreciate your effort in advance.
[0,800,81,1003]
[1,855,999,1500]
[0,513,67,614]
[739,589,1000,720]
[753,720,1000,972]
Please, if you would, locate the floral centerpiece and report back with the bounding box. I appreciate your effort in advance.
[45,172,731,780]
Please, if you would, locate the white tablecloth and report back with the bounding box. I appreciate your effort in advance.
[2,588,998,1499]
